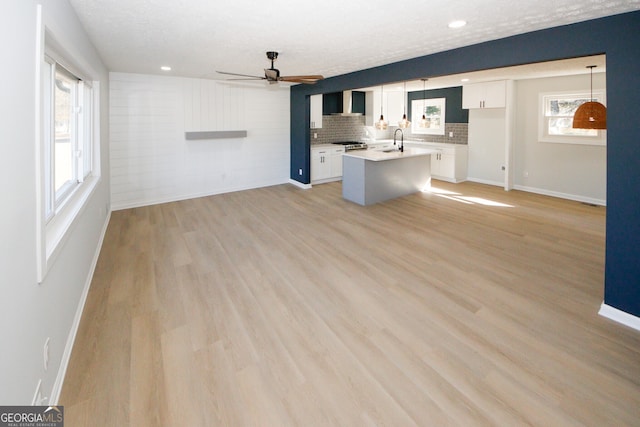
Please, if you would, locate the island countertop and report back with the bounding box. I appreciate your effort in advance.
[343,147,439,162]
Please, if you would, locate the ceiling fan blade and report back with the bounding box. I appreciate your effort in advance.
[226,78,267,82]
[279,75,324,84]
[216,70,265,79]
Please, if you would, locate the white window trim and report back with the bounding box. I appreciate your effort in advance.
[538,90,606,146]
[35,6,101,282]
[410,97,446,135]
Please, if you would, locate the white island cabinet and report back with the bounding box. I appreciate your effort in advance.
[342,148,437,205]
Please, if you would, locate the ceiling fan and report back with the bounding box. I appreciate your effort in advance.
[217,51,324,84]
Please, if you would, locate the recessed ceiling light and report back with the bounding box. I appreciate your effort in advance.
[160,66,171,71]
[461,78,470,82]
[448,20,467,29]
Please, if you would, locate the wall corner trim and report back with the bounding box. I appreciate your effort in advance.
[288,179,311,190]
[598,302,640,332]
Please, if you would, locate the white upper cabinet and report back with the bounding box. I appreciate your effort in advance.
[385,91,404,124]
[365,89,405,126]
[462,80,506,109]
[310,94,323,128]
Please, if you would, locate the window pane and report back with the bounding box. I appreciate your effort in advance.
[54,71,74,194]
[82,84,93,178]
[548,117,597,136]
[547,98,585,116]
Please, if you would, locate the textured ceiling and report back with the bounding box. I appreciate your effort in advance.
[68,0,640,81]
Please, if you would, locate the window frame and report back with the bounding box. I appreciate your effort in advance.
[538,90,606,146]
[35,12,101,283]
[410,97,446,135]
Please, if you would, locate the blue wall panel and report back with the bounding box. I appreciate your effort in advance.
[407,87,468,124]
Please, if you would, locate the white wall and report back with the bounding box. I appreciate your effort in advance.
[0,0,110,405]
[467,108,507,186]
[110,73,291,209]
[514,74,606,204]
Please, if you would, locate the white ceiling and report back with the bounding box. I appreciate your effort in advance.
[68,0,639,82]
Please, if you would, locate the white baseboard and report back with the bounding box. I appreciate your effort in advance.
[513,185,606,206]
[598,303,640,332]
[465,177,504,187]
[49,210,111,404]
[111,179,289,211]
[288,179,312,189]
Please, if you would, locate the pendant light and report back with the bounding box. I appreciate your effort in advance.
[572,65,607,129]
[398,81,411,129]
[419,79,429,128]
[375,85,388,130]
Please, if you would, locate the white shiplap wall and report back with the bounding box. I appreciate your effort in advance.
[110,72,290,210]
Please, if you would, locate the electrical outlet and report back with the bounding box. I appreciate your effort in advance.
[43,338,50,371]
[449,131,454,137]
[313,133,317,139]
[523,171,529,178]
[298,168,303,176]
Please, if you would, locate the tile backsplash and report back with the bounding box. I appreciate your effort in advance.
[311,115,468,145]
[310,115,367,145]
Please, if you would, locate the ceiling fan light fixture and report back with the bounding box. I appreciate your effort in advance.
[573,65,607,130]
[217,52,324,85]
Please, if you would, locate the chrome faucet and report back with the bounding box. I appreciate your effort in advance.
[394,128,404,152]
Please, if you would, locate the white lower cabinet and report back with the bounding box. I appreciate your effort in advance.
[311,145,345,183]
[431,151,451,178]
[405,142,468,183]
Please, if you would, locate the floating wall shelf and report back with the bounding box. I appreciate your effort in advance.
[185,130,248,140]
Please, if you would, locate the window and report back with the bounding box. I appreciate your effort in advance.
[411,98,446,135]
[36,21,101,282]
[43,58,94,220]
[539,91,606,145]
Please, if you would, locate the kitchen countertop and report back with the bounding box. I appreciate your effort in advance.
[368,140,466,148]
[342,147,438,162]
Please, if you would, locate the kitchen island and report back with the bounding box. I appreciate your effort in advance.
[342,147,437,205]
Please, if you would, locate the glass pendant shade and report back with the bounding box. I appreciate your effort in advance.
[573,65,607,129]
[398,113,411,129]
[398,82,411,128]
[419,78,429,128]
[375,114,388,130]
[375,85,387,130]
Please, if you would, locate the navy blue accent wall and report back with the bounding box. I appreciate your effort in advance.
[290,11,640,318]
[407,87,468,124]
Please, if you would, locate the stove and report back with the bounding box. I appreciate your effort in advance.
[332,141,368,151]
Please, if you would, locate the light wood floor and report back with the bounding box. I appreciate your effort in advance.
[61,181,640,426]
